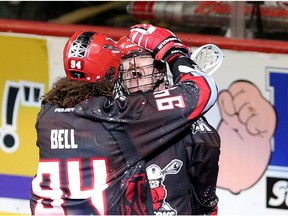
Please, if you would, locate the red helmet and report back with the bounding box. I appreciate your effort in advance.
[63,31,121,82]
[117,36,151,59]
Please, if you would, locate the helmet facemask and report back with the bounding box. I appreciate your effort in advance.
[118,52,167,94]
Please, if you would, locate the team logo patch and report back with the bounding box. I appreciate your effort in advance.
[146,159,183,215]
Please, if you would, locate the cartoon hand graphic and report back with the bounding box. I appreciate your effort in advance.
[217,81,276,193]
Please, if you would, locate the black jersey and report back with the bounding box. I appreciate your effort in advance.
[187,117,220,215]
[30,57,218,215]
[144,116,220,215]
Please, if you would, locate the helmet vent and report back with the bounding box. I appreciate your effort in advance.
[68,32,94,58]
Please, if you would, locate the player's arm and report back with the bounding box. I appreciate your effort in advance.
[185,116,220,215]
[74,24,219,160]
[129,24,218,116]
[79,24,218,124]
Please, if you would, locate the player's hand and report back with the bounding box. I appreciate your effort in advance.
[129,24,191,63]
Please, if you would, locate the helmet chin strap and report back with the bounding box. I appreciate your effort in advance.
[152,78,165,91]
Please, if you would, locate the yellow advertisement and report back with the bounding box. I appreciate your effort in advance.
[0,35,48,214]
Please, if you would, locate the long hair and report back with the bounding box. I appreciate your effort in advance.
[42,77,115,107]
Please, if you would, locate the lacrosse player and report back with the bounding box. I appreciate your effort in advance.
[30,25,217,215]
[117,24,220,215]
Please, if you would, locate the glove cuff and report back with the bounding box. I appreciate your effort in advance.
[165,49,190,63]
[155,43,191,63]
[153,36,182,54]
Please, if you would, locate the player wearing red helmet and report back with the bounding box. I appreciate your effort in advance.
[116,35,167,94]
[63,32,121,82]
[117,32,220,215]
[30,25,218,215]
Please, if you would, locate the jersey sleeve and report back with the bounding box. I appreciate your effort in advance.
[185,116,220,215]
[169,56,218,116]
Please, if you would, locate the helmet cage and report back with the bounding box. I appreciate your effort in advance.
[119,53,167,94]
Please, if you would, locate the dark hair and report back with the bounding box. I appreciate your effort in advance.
[42,77,115,107]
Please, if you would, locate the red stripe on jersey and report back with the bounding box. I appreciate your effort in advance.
[180,73,210,120]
